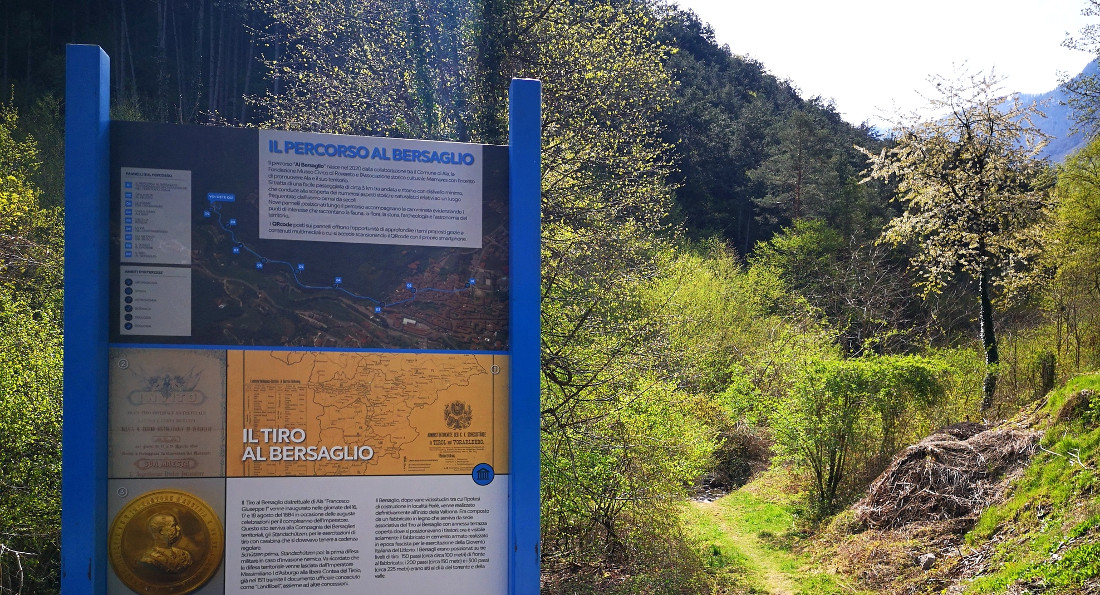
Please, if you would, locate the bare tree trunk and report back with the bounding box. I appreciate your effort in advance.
[794,136,803,219]
[207,4,215,116]
[472,0,513,143]
[173,5,185,122]
[215,7,227,118]
[440,0,468,141]
[240,25,255,123]
[1072,304,1082,370]
[2,0,8,91]
[24,22,30,82]
[272,22,280,96]
[116,0,125,101]
[229,21,239,122]
[48,0,56,52]
[156,0,168,121]
[119,0,138,106]
[980,267,999,412]
[191,0,206,121]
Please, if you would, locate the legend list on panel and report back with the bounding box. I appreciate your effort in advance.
[118,167,194,337]
[119,167,192,265]
[119,267,191,335]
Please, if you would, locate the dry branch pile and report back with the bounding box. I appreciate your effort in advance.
[853,422,1040,529]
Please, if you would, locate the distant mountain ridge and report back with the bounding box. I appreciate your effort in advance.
[1020,60,1097,162]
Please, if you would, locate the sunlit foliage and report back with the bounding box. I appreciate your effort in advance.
[1044,135,1100,374]
[768,356,948,516]
[0,101,63,595]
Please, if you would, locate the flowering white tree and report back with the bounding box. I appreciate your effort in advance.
[860,71,1054,412]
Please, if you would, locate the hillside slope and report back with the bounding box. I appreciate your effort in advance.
[816,373,1100,594]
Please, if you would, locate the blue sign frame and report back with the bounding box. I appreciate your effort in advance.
[62,44,111,593]
[61,44,541,595]
[508,78,542,594]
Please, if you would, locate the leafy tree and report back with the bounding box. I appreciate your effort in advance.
[750,220,951,356]
[650,242,838,491]
[508,0,691,563]
[771,356,947,516]
[860,71,1054,411]
[1044,135,1100,373]
[650,240,801,396]
[657,10,779,251]
[0,102,61,300]
[658,9,892,252]
[469,0,518,144]
[248,0,710,571]
[0,101,62,594]
[0,292,62,594]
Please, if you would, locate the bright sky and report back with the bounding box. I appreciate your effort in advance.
[672,0,1098,126]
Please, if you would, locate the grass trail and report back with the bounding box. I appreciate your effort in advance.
[683,471,858,594]
[690,498,799,594]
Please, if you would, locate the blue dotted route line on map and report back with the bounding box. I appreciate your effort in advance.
[203,200,476,313]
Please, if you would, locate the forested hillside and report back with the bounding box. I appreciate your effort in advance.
[1020,60,1097,162]
[658,11,893,253]
[4,0,1100,593]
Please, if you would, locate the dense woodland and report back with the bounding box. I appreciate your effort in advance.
[4,0,1100,593]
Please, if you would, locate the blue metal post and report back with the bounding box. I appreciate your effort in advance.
[62,44,110,595]
[508,78,541,595]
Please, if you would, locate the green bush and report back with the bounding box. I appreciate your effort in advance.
[0,99,63,595]
[0,294,62,594]
[767,355,949,516]
[541,374,716,563]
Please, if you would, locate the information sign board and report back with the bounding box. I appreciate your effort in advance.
[104,124,511,594]
[62,44,541,595]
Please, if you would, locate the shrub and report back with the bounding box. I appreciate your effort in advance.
[767,355,949,516]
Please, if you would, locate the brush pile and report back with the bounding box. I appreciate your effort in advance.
[853,422,1039,529]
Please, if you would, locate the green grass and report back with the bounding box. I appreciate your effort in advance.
[681,504,756,574]
[682,469,863,594]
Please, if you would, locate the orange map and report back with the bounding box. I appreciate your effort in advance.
[225,351,508,477]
